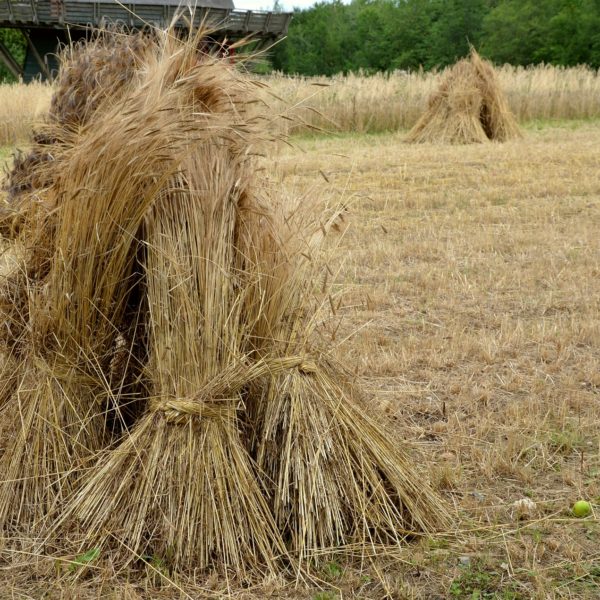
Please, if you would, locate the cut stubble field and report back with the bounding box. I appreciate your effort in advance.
[271,123,600,598]
[1,121,600,598]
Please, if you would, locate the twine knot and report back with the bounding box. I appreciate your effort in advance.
[149,397,238,422]
[150,354,318,421]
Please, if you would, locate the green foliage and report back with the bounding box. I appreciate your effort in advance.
[69,547,100,572]
[482,0,600,66]
[313,593,339,600]
[322,560,344,579]
[142,553,171,584]
[270,0,600,75]
[449,562,521,599]
[388,0,441,71]
[0,29,26,82]
[430,0,489,67]
[548,423,586,454]
[273,0,356,75]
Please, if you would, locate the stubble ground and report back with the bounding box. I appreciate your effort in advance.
[1,121,600,598]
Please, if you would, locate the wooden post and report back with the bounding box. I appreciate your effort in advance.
[22,29,52,80]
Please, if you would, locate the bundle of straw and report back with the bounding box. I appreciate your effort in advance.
[407,49,521,144]
[242,203,449,566]
[59,151,288,572]
[253,358,441,561]
[0,25,450,578]
[0,28,233,529]
[37,29,288,573]
[0,72,173,528]
[49,29,149,127]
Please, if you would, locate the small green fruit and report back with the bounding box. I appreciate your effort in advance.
[573,500,591,518]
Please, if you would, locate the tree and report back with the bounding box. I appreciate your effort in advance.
[352,0,397,72]
[482,0,600,67]
[270,0,600,75]
[388,0,441,71]
[0,29,26,82]
[271,1,355,75]
[429,0,490,67]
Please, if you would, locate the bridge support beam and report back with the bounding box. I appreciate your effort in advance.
[23,29,51,80]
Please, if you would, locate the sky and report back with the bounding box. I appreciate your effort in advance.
[235,0,318,11]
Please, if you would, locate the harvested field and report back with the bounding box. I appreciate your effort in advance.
[1,120,600,597]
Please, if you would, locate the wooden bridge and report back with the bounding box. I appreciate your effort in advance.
[0,0,292,80]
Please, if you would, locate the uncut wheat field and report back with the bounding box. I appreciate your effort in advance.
[1,79,600,598]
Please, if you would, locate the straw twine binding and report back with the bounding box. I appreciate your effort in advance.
[149,356,317,422]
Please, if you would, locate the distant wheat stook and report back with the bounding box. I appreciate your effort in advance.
[407,49,521,144]
[0,25,450,579]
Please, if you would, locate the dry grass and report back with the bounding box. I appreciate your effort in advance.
[270,64,600,135]
[1,118,600,597]
[268,122,600,598]
[0,81,53,145]
[0,28,449,592]
[3,64,600,144]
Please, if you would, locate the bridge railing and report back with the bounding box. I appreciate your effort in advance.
[0,0,292,36]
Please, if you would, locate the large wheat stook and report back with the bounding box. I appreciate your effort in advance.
[0,25,450,579]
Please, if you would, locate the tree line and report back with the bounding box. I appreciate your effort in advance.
[271,0,600,75]
[2,0,600,81]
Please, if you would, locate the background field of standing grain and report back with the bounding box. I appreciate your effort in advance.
[2,63,600,144]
